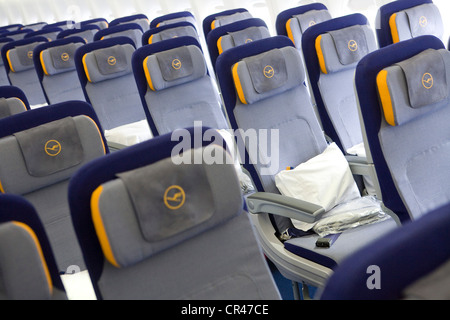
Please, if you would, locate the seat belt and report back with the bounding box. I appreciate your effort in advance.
[316,233,341,248]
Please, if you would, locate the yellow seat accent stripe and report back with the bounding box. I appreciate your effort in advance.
[148,34,154,44]
[286,18,296,46]
[232,63,247,104]
[217,36,224,55]
[84,115,107,155]
[211,20,216,31]
[143,56,155,91]
[376,69,396,126]
[6,50,15,73]
[91,185,120,268]
[389,13,400,44]
[0,179,5,193]
[40,51,49,76]
[82,54,92,83]
[12,221,53,295]
[315,35,327,74]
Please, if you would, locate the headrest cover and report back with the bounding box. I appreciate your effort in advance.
[41,42,83,76]
[0,115,105,195]
[156,16,196,28]
[91,146,242,268]
[316,24,375,74]
[0,97,27,119]
[83,44,134,83]
[13,117,84,177]
[148,26,198,44]
[218,27,270,54]
[212,12,252,29]
[377,48,450,126]
[144,45,207,91]
[294,9,332,34]
[232,46,304,104]
[7,41,44,72]
[0,222,52,300]
[118,18,149,32]
[101,29,142,47]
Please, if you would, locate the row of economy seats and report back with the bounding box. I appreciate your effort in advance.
[0,0,450,300]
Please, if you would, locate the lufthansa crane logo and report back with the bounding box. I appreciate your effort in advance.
[348,40,358,52]
[422,73,433,89]
[61,52,70,62]
[172,59,182,70]
[44,140,62,157]
[308,20,316,27]
[107,56,116,66]
[164,185,185,210]
[27,51,33,59]
[245,38,253,43]
[419,16,428,28]
[263,65,274,78]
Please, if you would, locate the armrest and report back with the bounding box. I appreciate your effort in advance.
[245,192,325,223]
[345,154,373,176]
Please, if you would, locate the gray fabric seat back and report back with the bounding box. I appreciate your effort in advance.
[211,11,253,30]
[389,3,444,44]
[217,26,271,54]
[0,97,28,119]
[82,43,146,130]
[40,42,85,104]
[231,46,328,194]
[143,44,228,135]
[315,24,377,152]
[376,48,450,219]
[89,143,280,299]
[5,39,47,106]
[0,115,106,272]
[147,25,199,44]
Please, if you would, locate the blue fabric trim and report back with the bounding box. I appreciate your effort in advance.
[0,85,30,110]
[202,8,249,39]
[150,11,196,29]
[109,14,148,28]
[57,25,101,40]
[93,23,143,43]
[284,241,337,269]
[142,21,197,45]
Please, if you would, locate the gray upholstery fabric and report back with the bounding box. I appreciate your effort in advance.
[213,12,252,28]
[144,45,206,91]
[117,153,214,242]
[7,41,42,72]
[404,3,444,39]
[41,43,82,75]
[149,26,198,44]
[62,29,97,43]
[13,117,84,177]
[101,29,143,48]
[156,16,196,28]
[0,222,52,300]
[83,44,134,83]
[235,46,304,104]
[295,10,332,34]
[156,46,194,81]
[117,18,149,32]
[329,25,369,65]
[42,71,86,104]
[378,49,450,219]
[396,49,447,109]
[219,27,270,53]
[0,97,27,119]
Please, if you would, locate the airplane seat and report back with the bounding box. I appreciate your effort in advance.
[319,202,450,300]
[80,18,109,30]
[143,21,199,46]
[42,21,76,31]
[34,37,86,104]
[215,35,398,294]
[202,8,252,40]
[375,0,443,48]
[67,126,281,300]
[0,85,30,119]
[206,18,271,72]
[94,23,144,48]
[75,36,151,149]
[1,36,49,107]
[0,38,14,85]
[25,27,63,42]
[0,100,108,273]
[109,13,149,32]
[132,36,228,137]
[302,13,379,196]
[150,11,197,29]
[2,29,34,41]
[57,25,101,44]
[354,35,450,223]
[0,24,23,33]
[22,22,48,32]
[0,194,67,300]
[276,3,332,53]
